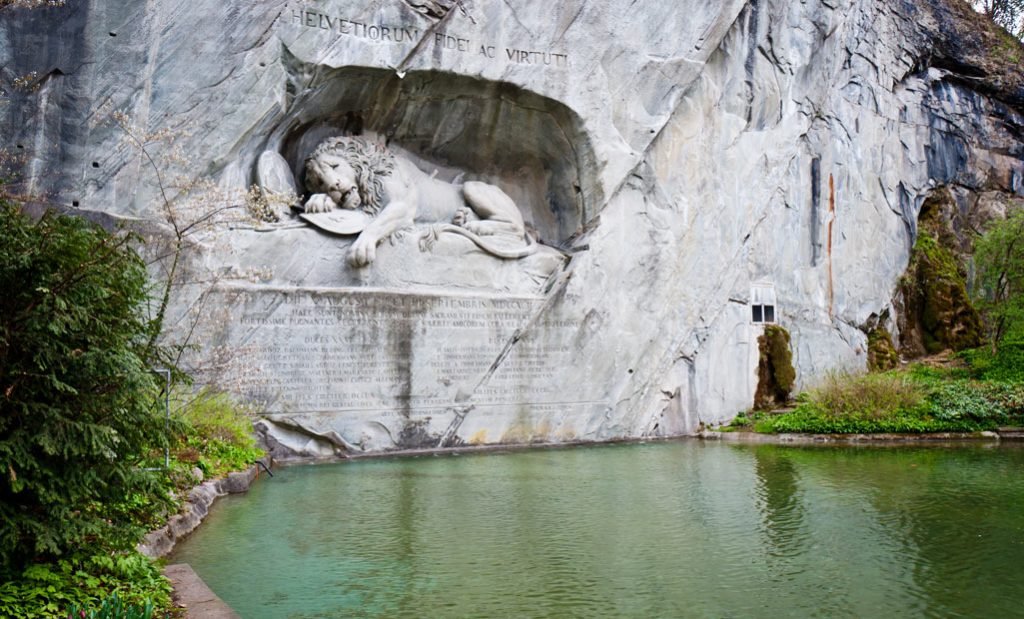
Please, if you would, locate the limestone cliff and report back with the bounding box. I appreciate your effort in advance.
[2,0,1022,457]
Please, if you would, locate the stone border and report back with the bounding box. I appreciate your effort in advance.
[698,430,1003,445]
[138,461,269,559]
[262,428,1024,468]
[268,436,665,465]
[267,428,1024,465]
[164,563,240,619]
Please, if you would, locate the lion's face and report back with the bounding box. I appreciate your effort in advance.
[308,152,362,210]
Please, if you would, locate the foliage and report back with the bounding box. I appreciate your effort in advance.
[974,0,1024,39]
[972,209,1024,352]
[959,341,1024,382]
[927,380,1024,423]
[754,358,1024,434]
[904,361,972,384]
[0,0,66,9]
[0,385,264,617]
[170,388,263,478]
[723,409,769,431]
[728,411,751,429]
[67,592,155,619]
[755,408,978,434]
[789,372,927,420]
[0,202,175,572]
[753,325,796,410]
[0,552,170,619]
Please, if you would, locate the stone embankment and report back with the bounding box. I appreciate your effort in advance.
[164,564,240,619]
[138,459,270,559]
[699,430,1017,445]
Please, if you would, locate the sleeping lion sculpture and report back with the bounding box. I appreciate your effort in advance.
[296,136,536,267]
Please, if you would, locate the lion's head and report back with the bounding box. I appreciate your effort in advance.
[304,136,396,216]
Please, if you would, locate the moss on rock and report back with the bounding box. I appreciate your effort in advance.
[867,327,899,372]
[898,191,983,357]
[754,325,796,410]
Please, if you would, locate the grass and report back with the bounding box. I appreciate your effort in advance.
[726,342,1024,434]
[169,388,265,479]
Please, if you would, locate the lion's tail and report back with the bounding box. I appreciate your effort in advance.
[434,224,538,259]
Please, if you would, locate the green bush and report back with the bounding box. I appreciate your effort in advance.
[973,204,1024,351]
[0,552,170,618]
[960,341,1024,383]
[797,372,927,419]
[756,408,980,434]
[928,381,1005,422]
[67,592,155,619]
[757,372,937,433]
[756,368,1024,434]
[170,388,263,478]
[928,380,1024,423]
[0,202,174,572]
[0,200,265,616]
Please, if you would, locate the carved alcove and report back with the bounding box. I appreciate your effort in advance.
[261,62,600,247]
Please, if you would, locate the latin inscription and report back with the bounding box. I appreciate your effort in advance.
[289,8,569,69]
[208,288,585,416]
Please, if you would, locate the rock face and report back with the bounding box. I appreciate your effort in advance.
[2,0,1022,458]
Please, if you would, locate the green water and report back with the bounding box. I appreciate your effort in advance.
[172,441,1024,618]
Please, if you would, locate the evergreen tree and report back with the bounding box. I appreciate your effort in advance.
[0,201,170,573]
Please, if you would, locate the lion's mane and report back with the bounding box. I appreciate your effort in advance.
[305,136,396,216]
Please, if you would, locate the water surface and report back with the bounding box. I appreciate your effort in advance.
[172,441,1024,618]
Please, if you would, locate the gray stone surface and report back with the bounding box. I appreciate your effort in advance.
[2,0,1022,457]
[257,150,299,203]
[138,465,261,558]
[164,564,241,619]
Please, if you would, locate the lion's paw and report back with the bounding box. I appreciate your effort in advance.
[452,206,472,227]
[348,236,378,267]
[304,193,336,214]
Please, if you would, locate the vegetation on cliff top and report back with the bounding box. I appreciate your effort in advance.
[973,0,1024,39]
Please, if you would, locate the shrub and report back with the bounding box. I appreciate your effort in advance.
[927,380,1024,425]
[0,552,169,618]
[170,388,264,478]
[67,592,155,619]
[0,202,172,572]
[959,341,1024,382]
[972,208,1024,352]
[755,373,938,433]
[756,369,1024,434]
[803,372,926,419]
[756,408,979,434]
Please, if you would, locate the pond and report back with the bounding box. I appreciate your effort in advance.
[171,441,1024,618]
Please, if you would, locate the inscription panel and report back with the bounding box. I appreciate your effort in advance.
[203,287,590,420]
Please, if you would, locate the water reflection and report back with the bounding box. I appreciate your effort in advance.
[752,446,808,560]
[173,442,1024,619]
